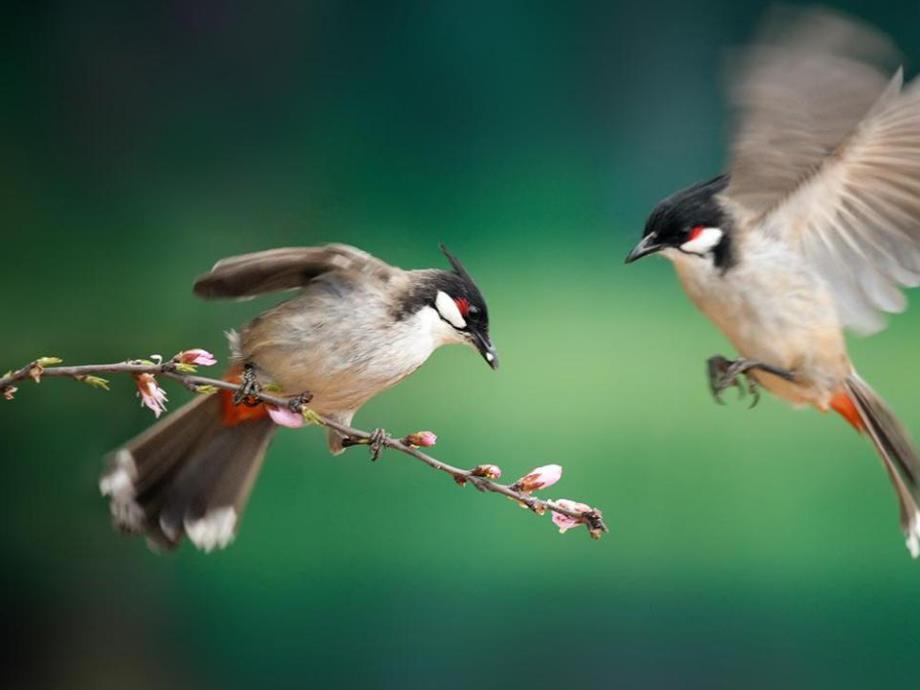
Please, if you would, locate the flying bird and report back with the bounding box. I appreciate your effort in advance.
[626,8,920,556]
[100,244,498,551]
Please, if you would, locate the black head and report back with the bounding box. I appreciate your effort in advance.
[400,245,498,370]
[625,175,733,268]
[437,244,497,369]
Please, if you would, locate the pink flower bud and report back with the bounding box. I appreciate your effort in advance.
[471,464,502,480]
[551,499,592,534]
[267,405,306,429]
[176,349,217,366]
[404,431,438,447]
[513,464,562,493]
[135,373,168,418]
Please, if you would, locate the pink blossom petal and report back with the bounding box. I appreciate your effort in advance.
[405,431,438,447]
[267,405,305,429]
[515,464,563,492]
[471,464,502,480]
[177,349,217,366]
[135,373,168,418]
[552,499,592,534]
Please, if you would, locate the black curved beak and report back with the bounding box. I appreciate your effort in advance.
[472,330,499,370]
[625,233,663,264]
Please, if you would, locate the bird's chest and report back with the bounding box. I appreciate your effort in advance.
[669,242,841,370]
[307,324,433,403]
[248,300,443,413]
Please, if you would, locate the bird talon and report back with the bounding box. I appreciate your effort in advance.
[287,391,314,413]
[735,376,746,399]
[340,427,389,458]
[368,428,389,461]
[747,377,760,408]
[706,355,791,409]
[233,363,263,407]
[707,355,731,405]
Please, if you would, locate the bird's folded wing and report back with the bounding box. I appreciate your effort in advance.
[724,9,920,334]
[193,244,395,299]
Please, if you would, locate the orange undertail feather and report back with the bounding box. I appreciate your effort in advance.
[829,390,865,433]
[220,368,269,427]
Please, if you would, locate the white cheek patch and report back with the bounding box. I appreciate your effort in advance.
[680,227,723,255]
[435,290,466,329]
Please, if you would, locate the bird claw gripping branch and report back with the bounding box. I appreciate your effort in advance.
[341,427,390,461]
[286,391,314,413]
[232,363,263,407]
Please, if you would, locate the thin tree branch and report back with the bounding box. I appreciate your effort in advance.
[1,355,608,539]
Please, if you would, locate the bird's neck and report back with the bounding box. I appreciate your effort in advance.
[711,229,735,271]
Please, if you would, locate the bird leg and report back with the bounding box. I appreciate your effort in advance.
[341,428,390,461]
[367,428,388,461]
[286,391,314,413]
[233,362,264,407]
[706,355,795,408]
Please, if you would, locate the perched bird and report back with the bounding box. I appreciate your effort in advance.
[100,244,498,552]
[625,8,920,556]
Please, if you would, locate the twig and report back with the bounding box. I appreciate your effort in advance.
[1,355,608,539]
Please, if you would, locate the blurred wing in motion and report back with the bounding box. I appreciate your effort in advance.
[725,8,920,334]
[193,244,395,299]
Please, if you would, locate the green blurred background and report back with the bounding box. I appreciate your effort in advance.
[4,1,920,688]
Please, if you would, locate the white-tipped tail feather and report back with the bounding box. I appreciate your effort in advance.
[99,449,145,532]
[845,373,920,558]
[184,507,238,552]
[906,515,920,559]
[100,393,275,553]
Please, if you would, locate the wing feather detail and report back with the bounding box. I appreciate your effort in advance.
[193,244,395,299]
[725,9,920,334]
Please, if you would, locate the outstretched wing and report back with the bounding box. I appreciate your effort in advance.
[724,8,920,334]
[193,244,395,299]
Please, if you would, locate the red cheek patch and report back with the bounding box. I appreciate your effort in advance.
[688,225,704,241]
[455,297,470,317]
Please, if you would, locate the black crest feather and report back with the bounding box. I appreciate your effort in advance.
[440,244,475,285]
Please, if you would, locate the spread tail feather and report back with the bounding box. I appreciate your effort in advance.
[100,393,276,552]
[844,373,920,557]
